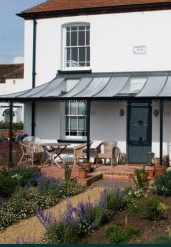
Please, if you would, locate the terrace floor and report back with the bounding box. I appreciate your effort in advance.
[40,163,171,186]
[40,163,144,184]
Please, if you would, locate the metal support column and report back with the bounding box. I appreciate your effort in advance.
[31,101,35,136]
[31,18,37,136]
[159,100,163,165]
[86,100,91,162]
[9,101,13,167]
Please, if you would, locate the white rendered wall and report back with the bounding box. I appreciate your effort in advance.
[24,102,32,135]
[35,102,60,141]
[24,10,171,87]
[91,102,127,153]
[0,84,6,95]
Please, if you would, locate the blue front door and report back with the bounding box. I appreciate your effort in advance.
[128,103,152,163]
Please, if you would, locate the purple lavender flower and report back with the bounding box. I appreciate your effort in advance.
[35,206,55,229]
[62,200,77,226]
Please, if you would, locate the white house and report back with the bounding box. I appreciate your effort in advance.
[0,64,24,123]
[2,0,171,164]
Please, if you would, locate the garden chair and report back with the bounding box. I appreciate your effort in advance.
[73,141,93,167]
[18,141,43,166]
[96,141,117,167]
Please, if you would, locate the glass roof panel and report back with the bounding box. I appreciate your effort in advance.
[118,77,147,95]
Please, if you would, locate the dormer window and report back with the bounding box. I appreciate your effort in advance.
[64,24,90,69]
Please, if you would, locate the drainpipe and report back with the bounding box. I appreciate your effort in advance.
[31,17,37,136]
[86,100,91,162]
[159,100,163,165]
[8,101,13,167]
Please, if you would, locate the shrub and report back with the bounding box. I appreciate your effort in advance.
[153,171,171,196]
[106,188,128,211]
[105,224,139,244]
[0,174,17,197]
[37,177,83,199]
[149,235,171,244]
[8,166,40,187]
[129,195,168,220]
[0,121,23,130]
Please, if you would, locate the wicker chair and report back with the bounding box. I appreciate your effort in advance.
[96,141,117,167]
[18,141,43,166]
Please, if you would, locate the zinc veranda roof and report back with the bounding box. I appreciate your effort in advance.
[0,71,171,102]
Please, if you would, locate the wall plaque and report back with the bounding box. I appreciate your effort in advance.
[133,45,146,55]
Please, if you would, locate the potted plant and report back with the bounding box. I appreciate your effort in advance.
[147,167,154,181]
[78,167,88,180]
[151,157,166,177]
[79,159,91,173]
[134,165,148,182]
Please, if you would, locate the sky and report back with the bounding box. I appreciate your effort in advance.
[0,0,46,64]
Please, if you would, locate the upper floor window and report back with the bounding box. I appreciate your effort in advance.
[64,24,90,69]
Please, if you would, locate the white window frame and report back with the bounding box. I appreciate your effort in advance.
[60,101,87,140]
[62,22,90,71]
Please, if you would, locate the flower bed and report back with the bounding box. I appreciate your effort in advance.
[0,166,83,230]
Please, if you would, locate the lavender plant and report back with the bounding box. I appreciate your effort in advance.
[39,187,127,244]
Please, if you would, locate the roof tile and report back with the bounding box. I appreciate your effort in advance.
[0,64,24,83]
[22,0,171,14]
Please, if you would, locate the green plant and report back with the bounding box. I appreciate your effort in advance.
[64,163,72,182]
[0,174,17,197]
[8,166,40,187]
[149,235,171,244]
[153,171,171,196]
[105,224,139,244]
[0,121,23,130]
[129,195,168,220]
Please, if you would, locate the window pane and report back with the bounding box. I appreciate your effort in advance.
[66,116,69,130]
[70,117,77,130]
[86,30,90,45]
[70,102,77,115]
[78,102,86,115]
[71,26,77,31]
[87,47,90,62]
[66,48,71,62]
[79,31,85,46]
[66,32,70,46]
[71,31,77,46]
[78,117,86,130]
[65,102,69,115]
[79,47,85,62]
[71,47,78,64]
[79,26,85,31]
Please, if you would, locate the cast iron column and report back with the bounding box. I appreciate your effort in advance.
[31,18,37,136]
[86,100,91,162]
[159,100,163,165]
[9,101,13,167]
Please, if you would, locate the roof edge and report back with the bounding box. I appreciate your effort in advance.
[17,2,171,20]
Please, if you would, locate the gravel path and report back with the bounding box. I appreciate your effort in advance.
[0,187,102,244]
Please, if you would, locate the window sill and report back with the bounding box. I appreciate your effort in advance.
[58,139,87,143]
[58,69,92,75]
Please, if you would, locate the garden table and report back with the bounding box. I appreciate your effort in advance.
[40,142,71,168]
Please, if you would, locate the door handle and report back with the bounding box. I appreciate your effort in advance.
[139,137,142,141]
